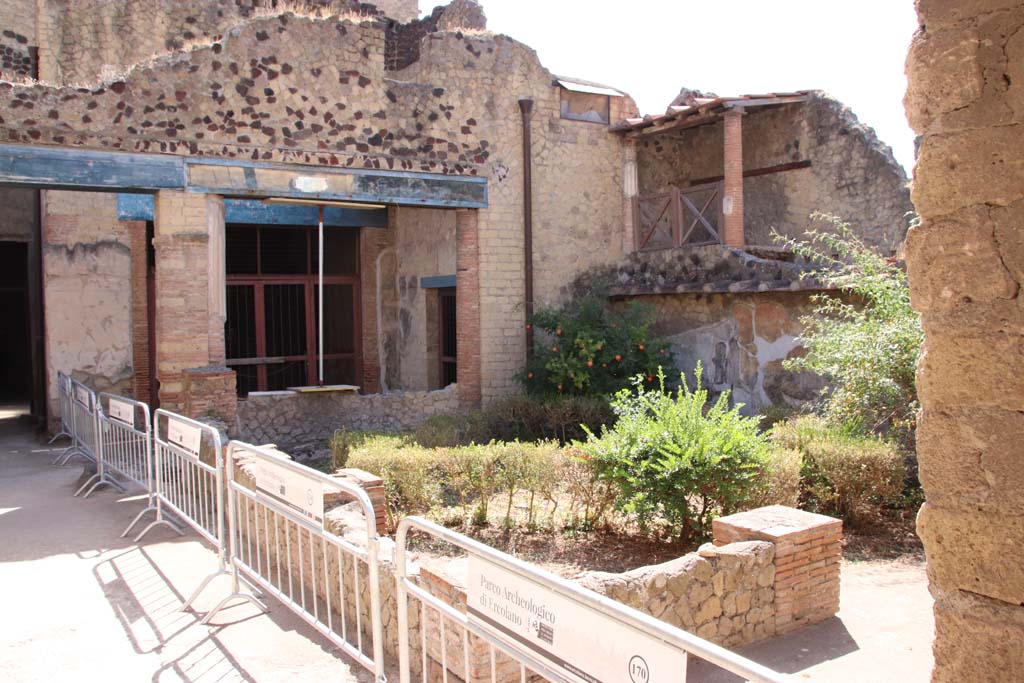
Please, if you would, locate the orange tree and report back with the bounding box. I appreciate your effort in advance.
[522,296,673,396]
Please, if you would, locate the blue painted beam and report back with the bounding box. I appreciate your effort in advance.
[0,143,488,209]
[0,143,184,191]
[118,194,387,227]
[421,274,457,289]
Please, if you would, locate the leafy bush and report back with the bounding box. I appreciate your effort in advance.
[578,366,770,543]
[341,435,603,532]
[524,295,674,397]
[414,394,615,447]
[341,435,445,530]
[750,447,804,508]
[771,415,905,525]
[776,214,923,443]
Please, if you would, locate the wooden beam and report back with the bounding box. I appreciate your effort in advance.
[687,160,812,187]
[0,143,184,191]
[0,143,489,209]
[626,112,722,139]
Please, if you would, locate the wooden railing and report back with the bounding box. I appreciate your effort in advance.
[634,181,723,250]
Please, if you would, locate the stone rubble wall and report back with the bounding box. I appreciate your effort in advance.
[903,2,1024,681]
[235,384,458,455]
[636,94,913,255]
[578,541,778,647]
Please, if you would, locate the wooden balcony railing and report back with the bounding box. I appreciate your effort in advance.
[634,181,723,251]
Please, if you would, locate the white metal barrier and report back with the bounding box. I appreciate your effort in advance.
[48,372,75,446]
[135,409,229,609]
[77,393,165,537]
[395,517,790,683]
[203,441,387,682]
[54,379,98,467]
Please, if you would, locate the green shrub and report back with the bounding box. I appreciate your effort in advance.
[524,295,674,397]
[328,429,406,470]
[413,394,615,447]
[344,436,446,530]
[771,415,905,525]
[578,366,770,543]
[750,447,803,508]
[776,214,923,444]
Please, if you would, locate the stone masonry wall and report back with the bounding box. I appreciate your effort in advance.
[636,94,913,254]
[579,541,777,647]
[903,3,1024,681]
[0,0,37,80]
[235,384,458,455]
[41,190,134,417]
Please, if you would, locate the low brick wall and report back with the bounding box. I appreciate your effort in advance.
[235,384,458,456]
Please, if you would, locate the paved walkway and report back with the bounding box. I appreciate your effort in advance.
[0,416,934,682]
[0,417,371,683]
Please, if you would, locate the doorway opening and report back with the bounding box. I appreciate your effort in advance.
[0,242,31,418]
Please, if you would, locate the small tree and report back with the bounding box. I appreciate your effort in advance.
[777,214,923,442]
[523,295,674,397]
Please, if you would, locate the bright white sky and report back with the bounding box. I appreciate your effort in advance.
[476,0,920,172]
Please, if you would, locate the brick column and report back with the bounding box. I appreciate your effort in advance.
[126,220,151,402]
[153,191,236,422]
[360,211,397,394]
[722,109,745,247]
[455,208,481,408]
[714,505,842,635]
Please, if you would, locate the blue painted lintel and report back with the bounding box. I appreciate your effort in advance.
[421,274,457,289]
[118,194,387,227]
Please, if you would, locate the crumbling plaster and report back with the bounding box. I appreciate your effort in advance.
[42,190,134,412]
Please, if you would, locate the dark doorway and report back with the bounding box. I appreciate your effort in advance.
[438,287,457,388]
[0,242,31,410]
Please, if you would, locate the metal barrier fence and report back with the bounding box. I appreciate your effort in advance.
[395,517,789,683]
[135,409,227,609]
[203,441,387,683]
[48,372,75,446]
[77,393,164,537]
[54,379,98,467]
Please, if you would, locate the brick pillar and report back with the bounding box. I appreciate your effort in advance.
[722,109,745,247]
[713,505,842,635]
[455,208,481,408]
[360,211,396,394]
[126,220,151,402]
[622,139,638,253]
[153,191,236,422]
[337,468,388,535]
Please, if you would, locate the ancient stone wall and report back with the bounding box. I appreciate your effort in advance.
[903,2,1024,681]
[41,191,134,414]
[0,11,634,404]
[394,206,456,390]
[636,95,913,254]
[235,384,458,456]
[627,289,824,414]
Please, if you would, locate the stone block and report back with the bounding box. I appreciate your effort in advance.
[916,331,1024,412]
[931,587,1024,683]
[917,503,1024,606]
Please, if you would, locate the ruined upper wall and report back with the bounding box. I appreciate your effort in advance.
[637,94,913,254]
[0,0,37,79]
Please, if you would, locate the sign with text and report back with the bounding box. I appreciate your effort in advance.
[166,417,202,456]
[251,453,325,527]
[74,385,91,407]
[107,398,135,427]
[467,556,687,683]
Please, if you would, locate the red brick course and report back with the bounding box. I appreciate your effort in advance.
[455,208,481,408]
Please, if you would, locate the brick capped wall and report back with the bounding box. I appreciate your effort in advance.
[713,505,842,635]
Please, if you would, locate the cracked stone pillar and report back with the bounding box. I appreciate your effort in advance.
[153,190,236,423]
[904,3,1024,681]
